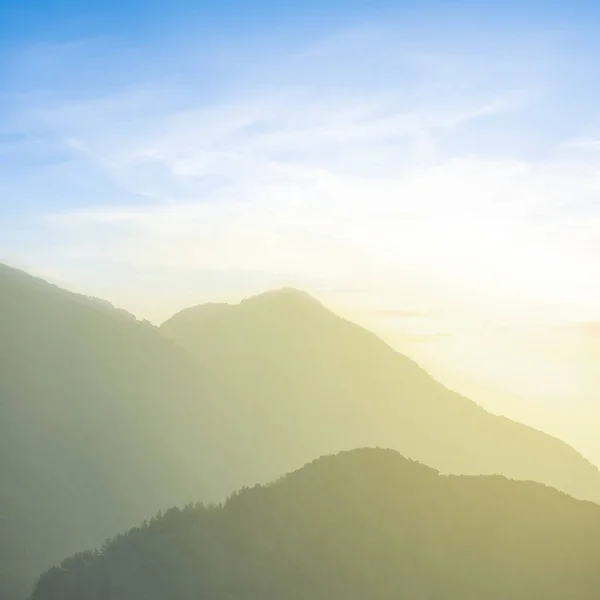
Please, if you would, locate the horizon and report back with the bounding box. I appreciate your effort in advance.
[2,2,600,465]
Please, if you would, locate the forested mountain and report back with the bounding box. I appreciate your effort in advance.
[31,448,600,600]
[3,264,600,599]
[161,288,600,503]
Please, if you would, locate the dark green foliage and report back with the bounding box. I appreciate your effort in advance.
[30,449,600,600]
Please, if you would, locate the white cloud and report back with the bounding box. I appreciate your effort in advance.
[45,133,600,322]
[8,27,591,334]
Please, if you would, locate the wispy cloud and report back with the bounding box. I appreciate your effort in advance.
[3,18,600,462]
[563,137,600,152]
[4,23,600,330]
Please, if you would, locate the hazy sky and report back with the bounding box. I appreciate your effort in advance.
[1,1,599,461]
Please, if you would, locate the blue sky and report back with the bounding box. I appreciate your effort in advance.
[2,0,600,305]
[3,1,600,275]
[2,1,600,459]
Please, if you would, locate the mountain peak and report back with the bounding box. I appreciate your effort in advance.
[278,447,437,486]
[240,287,325,311]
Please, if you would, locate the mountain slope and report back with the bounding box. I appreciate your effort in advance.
[30,448,600,600]
[161,288,600,503]
[4,266,600,599]
[0,264,244,599]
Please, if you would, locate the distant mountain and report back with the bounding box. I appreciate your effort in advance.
[0,264,241,599]
[30,448,600,600]
[4,264,600,599]
[161,288,600,503]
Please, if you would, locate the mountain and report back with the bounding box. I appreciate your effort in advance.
[161,288,600,503]
[4,264,600,599]
[0,264,243,599]
[30,448,600,600]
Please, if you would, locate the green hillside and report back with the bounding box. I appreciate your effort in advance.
[31,448,600,600]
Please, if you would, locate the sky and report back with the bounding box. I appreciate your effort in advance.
[1,1,600,461]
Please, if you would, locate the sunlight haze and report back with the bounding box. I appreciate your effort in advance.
[2,1,599,464]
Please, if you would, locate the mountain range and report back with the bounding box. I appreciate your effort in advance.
[1,262,599,598]
[161,288,600,498]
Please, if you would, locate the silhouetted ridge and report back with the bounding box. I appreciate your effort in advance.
[170,287,328,325]
[162,287,600,506]
[241,287,326,309]
[0,263,139,322]
[31,449,600,600]
[0,263,236,600]
[272,447,439,492]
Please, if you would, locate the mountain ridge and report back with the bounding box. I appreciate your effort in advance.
[0,262,235,599]
[30,447,600,600]
[2,262,600,599]
[161,287,600,503]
